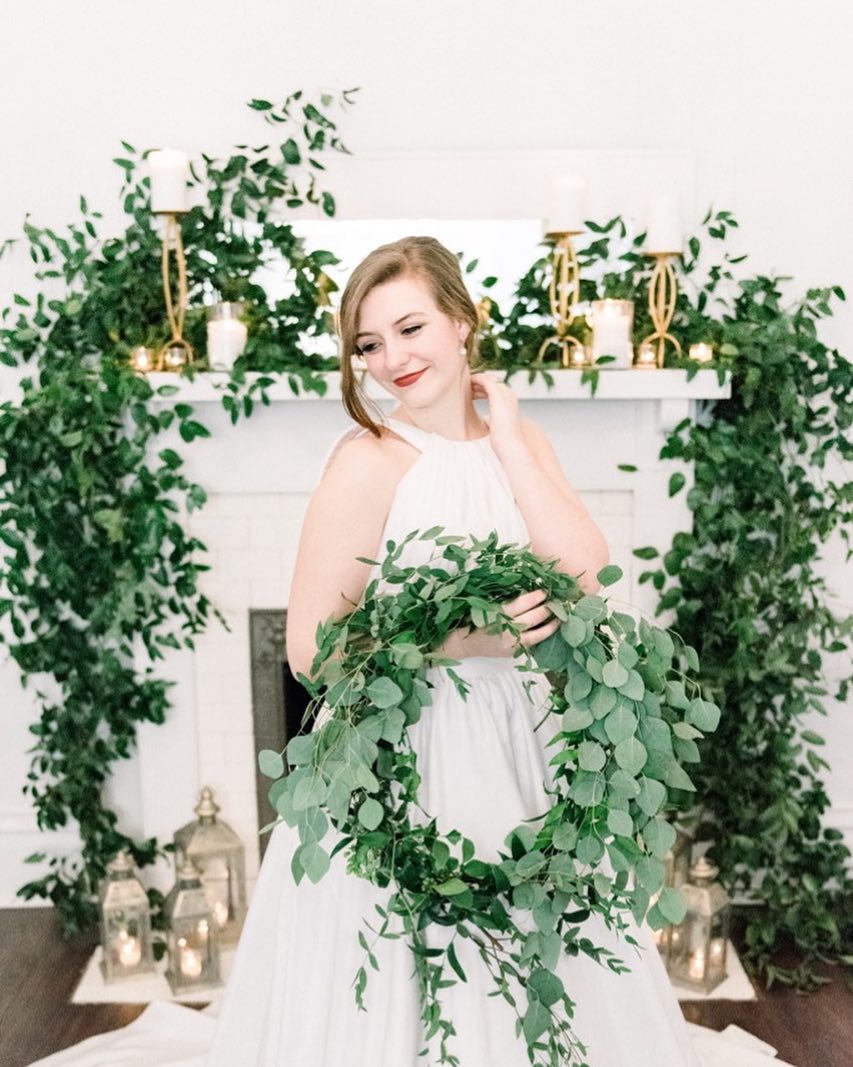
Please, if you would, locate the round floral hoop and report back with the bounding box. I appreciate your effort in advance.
[259,528,720,1066]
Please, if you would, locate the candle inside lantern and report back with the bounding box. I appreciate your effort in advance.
[635,341,657,368]
[689,342,714,363]
[645,194,682,255]
[116,928,142,968]
[177,937,203,979]
[149,150,190,214]
[709,938,726,965]
[591,300,634,368]
[213,901,229,929]
[544,174,586,235]
[207,303,248,371]
[688,947,706,981]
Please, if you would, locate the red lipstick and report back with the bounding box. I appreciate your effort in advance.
[393,368,427,388]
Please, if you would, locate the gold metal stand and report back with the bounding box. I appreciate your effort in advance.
[640,252,682,367]
[158,212,194,370]
[536,232,586,367]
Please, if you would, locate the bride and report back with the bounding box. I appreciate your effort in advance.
[30,236,789,1067]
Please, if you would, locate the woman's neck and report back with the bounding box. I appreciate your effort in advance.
[390,397,488,441]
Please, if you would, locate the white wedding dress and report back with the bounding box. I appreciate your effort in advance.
[29,419,793,1067]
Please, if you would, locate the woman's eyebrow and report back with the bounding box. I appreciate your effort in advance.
[356,311,426,339]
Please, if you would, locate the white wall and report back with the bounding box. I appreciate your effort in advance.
[1,0,851,904]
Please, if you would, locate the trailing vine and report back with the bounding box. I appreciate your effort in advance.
[0,77,849,1002]
[259,530,720,1065]
[0,90,355,931]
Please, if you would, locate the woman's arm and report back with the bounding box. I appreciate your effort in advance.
[471,374,610,595]
[285,434,403,680]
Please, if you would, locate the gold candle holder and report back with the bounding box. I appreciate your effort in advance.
[641,252,682,367]
[157,211,194,371]
[536,231,586,368]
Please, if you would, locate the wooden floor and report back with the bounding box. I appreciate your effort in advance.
[1,907,850,1067]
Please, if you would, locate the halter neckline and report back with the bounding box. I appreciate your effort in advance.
[387,416,491,445]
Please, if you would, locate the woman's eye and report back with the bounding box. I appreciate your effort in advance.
[402,324,422,336]
[359,341,379,354]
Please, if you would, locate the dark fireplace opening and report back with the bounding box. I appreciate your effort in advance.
[249,609,314,858]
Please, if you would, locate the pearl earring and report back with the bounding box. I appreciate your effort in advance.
[459,343,467,357]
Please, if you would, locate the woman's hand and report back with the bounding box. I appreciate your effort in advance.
[434,589,560,660]
[470,372,527,460]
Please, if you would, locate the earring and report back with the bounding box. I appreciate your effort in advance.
[459,343,467,356]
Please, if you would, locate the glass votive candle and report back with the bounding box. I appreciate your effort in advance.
[689,343,714,363]
[634,341,658,369]
[129,346,157,373]
[162,344,189,371]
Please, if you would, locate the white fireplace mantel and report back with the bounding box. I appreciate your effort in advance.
[104,366,730,896]
[2,365,731,903]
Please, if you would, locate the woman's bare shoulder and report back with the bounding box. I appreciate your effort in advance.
[320,425,415,496]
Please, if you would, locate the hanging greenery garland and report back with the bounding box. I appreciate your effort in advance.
[259,528,720,1065]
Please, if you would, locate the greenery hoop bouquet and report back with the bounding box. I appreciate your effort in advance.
[260,528,720,1066]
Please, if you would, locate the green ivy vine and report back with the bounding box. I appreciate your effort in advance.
[0,90,355,931]
[0,81,850,1004]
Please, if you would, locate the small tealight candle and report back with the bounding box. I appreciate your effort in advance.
[709,938,726,966]
[162,345,188,371]
[213,901,229,929]
[129,346,156,373]
[149,150,190,214]
[570,346,587,368]
[117,928,142,968]
[689,342,714,363]
[635,342,657,369]
[178,944,203,979]
[688,947,706,981]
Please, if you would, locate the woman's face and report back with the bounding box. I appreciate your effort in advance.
[355,274,469,407]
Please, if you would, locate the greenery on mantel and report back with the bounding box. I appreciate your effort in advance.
[0,90,850,996]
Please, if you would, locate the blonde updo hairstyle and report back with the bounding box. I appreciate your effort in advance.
[337,236,482,437]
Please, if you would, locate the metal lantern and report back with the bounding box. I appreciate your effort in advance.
[652,823,693,964]
[98,850,156,983]
[164,860,222,994]
[174,786,246,945]
[668,855,731,993]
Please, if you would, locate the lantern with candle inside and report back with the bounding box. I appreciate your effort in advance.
[590,299,634,369]
[162,342,190,372]
[206,302,248,372]
[668,855,731,993]
[689,342,714,364]
[98,851,156,983]
[164,860,222,994]
[174,786,246,946]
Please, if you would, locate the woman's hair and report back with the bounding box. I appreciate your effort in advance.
[337,235,481,437]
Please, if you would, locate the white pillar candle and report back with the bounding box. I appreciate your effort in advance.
[543,174,586,235]
[591,300,634,368]
[645,194,682,254]
[149,150,190,214]
[207,318,248,371]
